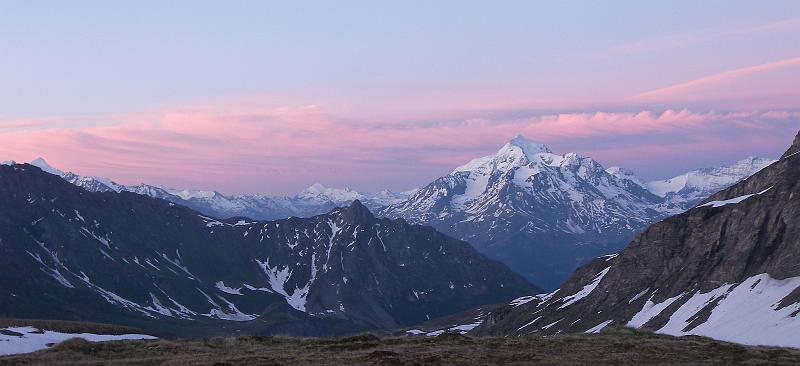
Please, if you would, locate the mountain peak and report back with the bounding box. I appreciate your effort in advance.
[304,183,328,193]
[30,157,65,176]
[453,135,553,173]
[503,134,552,156]
[298,183,362,202]
[349,199,366,209]
[606,166,645,187]
[337,199,375,222]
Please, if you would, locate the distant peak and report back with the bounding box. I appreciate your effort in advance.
[337,199,375,221]
[305,183,327,192]
[503,135,552,156]
[606,166,638,176]
[302,183,354,194]
[298,183,362,202]
[29,157,65,176]
[165,188,218,200]
[606,166,645,187]
[452,135,554,173]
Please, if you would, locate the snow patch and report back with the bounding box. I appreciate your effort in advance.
[510,295,536,307]
[559,267,610,309]
[215,281,243,295]
[256,255,317,312]
[600,253,618,261]
[627,292,684,328]
[585,320,613,334]
[697,186,773,208]
[197,289,255,321]
[0,326,155,356]
[656,273,800,348]
[80,227,111,248]
[628,288,650,304]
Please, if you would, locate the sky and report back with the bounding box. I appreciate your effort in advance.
[1,1,799,194]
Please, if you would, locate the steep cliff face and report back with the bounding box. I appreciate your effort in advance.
[474,131,800,348]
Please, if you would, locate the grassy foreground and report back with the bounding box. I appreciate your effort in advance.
[2,328,800,365]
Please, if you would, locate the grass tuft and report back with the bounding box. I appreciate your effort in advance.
[51,338,96,354]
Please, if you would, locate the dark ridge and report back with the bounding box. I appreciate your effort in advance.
[781,130,800,159]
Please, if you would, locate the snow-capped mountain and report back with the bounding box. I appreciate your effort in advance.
[27,158,412,221]
[381,136,772,289]
[380,136,668,289]
[0,163,536,335]
[473,130,800,349]
[643,156,775,207]
[30,158,126,193]
[382,135,666,229]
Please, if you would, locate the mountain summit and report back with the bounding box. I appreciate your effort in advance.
[490,134,553,164]
[453,135,552,174]
[30,157,64,176]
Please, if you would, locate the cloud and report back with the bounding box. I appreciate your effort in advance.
[0,106,795,194]
[0,120,46,129]
[599,18,800,58]
[633,56,800,103]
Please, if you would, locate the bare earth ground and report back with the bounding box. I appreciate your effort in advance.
[2,328,800,366]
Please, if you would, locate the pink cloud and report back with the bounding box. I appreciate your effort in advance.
[634,56,800,102]
[0,120,45,129]
[599,18,800,58]
[0,106,795,194]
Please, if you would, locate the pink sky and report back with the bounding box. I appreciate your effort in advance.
[0,102,796,194]
[2,13,799,195]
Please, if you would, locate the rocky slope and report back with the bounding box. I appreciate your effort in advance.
[472,131,800,348]
[0,164,535,336]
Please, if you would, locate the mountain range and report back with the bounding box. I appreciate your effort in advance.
[472,130,800,348]
[14,139,773,289]
[381,136,773,288]
[22,158,413,221]
[0,163,535,336]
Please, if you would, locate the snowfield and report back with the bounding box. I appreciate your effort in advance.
[0,326,155,355]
